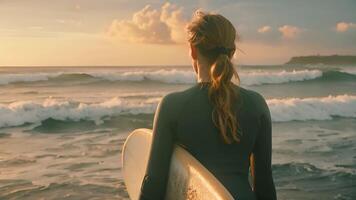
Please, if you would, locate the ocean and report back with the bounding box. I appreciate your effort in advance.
[0,65,355,200]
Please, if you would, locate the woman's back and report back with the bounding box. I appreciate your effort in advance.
[139,10,276,200]
[139,82,276,200]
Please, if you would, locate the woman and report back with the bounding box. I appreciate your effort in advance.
[139,11,277,200]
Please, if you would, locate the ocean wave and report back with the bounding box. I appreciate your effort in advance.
[320,70,356,81]
[272,162,356,197]
[273,162,322,177]
[0,95,355,128]
[272,162,356,184]
[0,97,158,128]
[91,69,195,84]
[341,68,356,75]
[2,69,353,86]
[0,73,56,85]
[239,69,322,85]
[0,180,126,199]
[267,95,356,122]
[90,69,324,85]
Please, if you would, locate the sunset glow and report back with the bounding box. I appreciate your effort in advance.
[1,0,355,66]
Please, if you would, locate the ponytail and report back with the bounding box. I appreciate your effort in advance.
[186,11,241,144]
[208,53,240,144]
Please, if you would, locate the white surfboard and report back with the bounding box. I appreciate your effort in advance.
[122,128,234,200]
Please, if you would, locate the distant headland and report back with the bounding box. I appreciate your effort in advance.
[285,55,356,65]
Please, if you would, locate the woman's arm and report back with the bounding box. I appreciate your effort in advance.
[139,95,175,200]
[252,94,277,200]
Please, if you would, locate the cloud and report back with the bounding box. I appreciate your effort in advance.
[278,25,301,39]
[257,25,271,33]
[336,22,356,32]
[108,2,187,44]
[75,4,81,10]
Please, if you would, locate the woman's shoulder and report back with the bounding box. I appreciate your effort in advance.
[159,84,206,115]
[156,87,197,123]
[238,86,266,102]
[236,86,269,114]
[160,85,197,106]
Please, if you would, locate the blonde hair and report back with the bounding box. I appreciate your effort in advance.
[187,11,240,144]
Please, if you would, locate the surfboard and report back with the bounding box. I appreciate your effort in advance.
[122,128,234,200]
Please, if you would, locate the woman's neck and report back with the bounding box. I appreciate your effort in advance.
[195,60,211,83]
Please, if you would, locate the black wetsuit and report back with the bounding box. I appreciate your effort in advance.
[139,82,277,200]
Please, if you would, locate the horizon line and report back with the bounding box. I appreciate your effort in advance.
[0,63,284,68]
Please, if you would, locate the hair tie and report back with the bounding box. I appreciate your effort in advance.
[213,46,231,55]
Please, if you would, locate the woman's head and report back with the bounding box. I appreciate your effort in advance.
[186,11,240,144]
[187,11,237,61]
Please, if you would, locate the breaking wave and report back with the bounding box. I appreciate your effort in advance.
[267,94,356,122]
[1,95,355,128]
[2,69,354,86]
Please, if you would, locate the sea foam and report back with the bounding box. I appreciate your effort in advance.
[267,95,356,122]
[239,69,322,85]
[0,97,157,128]
[1,95,355,128]
[0,69,325,86]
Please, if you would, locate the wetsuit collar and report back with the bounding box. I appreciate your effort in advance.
[196,81,211,89]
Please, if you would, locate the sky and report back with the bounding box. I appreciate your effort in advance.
[0,0,355,66]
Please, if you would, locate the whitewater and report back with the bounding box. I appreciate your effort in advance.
[0,68,342,86]
[1,94,355,128]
